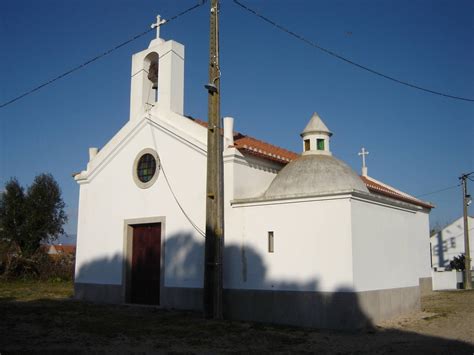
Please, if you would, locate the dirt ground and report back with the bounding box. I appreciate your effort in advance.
[0,280,473,354]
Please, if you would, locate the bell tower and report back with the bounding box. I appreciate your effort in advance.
[129,15,185,120]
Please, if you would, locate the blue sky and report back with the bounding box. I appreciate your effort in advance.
[1,0,473,236]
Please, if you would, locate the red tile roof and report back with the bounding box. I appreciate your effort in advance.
[360,176,434,209]
[188,117,299,164]
[188,116,433,209]
[53,245,76,255]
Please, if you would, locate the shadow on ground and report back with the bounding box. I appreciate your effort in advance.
[0,294,473,354]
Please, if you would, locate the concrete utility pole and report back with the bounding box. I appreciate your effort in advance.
[460,172,472,289]
[203,0,224,319]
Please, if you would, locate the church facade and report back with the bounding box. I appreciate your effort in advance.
[74,28,433,329]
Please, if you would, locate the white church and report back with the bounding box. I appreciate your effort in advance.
[74,22,434,329]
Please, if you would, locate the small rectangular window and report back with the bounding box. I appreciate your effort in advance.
[450,237,456,248]
[304,139,310,151]
[317,139,325,150]
[268,231,274,253]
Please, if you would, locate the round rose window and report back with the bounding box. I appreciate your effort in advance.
[137,153,156,183]
[133,149,160,189]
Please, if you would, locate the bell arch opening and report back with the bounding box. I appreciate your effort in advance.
[144,52,159,104]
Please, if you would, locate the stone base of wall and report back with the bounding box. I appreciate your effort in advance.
[356,286,420,325]
[161,287,202,310]
[419,277,433,296]
[75,282,123,304]
[74,282,420,330]
[224,286,419,329]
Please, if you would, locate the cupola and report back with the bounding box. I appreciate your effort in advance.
[264,112,368,199]
[300,112,332,156]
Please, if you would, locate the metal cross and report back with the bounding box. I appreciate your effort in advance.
[151,15,167,39]
[358,147,369,169]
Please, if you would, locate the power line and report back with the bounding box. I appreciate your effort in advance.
[0,1,206,109]
[161,159,206,238]
[232,0,474,103]
[416,184,460,198]
[146,116,206,238]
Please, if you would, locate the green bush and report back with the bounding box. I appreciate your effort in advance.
[450,254,465,271]
[1,249,75,281]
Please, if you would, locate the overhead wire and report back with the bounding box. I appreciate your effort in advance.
[160,159,206,238]
[146,116,206,238]
[416,184,460,198]
[0,1,206,109]
[232,0,474,103]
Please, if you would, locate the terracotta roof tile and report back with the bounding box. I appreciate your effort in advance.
[233,136,299,164]
[188,117,298,164]
[53,245,76,255]
[187,116,433,209]
[360,176,434,209]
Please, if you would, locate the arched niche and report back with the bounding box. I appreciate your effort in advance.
[144,52,159,104]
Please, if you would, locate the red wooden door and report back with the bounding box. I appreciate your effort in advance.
[131,223,161,305]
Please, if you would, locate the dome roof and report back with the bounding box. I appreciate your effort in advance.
[264,155,369,199]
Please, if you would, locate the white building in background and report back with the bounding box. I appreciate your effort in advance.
[430,216,474,270]
[73,20,434,329]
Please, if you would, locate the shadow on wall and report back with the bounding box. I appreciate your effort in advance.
[436,230,446,268]
[164,232,203,287]
[75,232,394,329]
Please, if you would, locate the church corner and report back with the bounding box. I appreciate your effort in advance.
[73,16,434,330]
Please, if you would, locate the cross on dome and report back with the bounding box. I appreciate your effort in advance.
[358,147,369,176]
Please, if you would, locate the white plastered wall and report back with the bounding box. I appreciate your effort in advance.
[351,198,431,291]
[230,153,282,200]
[430,216,474,269]
[75,114,207,288]
[224,197,354,292]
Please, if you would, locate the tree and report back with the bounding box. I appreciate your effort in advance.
[0,178,26,244]
[450,254,465,271]
[0,174,67,255]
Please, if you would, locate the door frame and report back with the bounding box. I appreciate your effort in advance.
[122,216,166,305]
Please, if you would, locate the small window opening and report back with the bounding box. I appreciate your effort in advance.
[317,139,325,151]
[304,139,310,151]
[268,231,274,253]
[442,241,448,252]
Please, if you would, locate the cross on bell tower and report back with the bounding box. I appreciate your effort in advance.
[358,147,369,176]
[151,15,167,40]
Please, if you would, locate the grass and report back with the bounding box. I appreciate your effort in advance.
[1,279,473,353]
[0,278,74,301]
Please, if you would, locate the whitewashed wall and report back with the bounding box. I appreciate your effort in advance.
[431,270,463,290]
[228,152,281,200]
[225,197,354,292]
[351,198,431,291]
[430,216,474,269]
[75,112,207,288]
